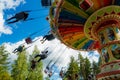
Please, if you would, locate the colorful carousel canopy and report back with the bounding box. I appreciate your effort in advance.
[49,0,120,51]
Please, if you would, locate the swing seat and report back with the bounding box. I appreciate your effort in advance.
[41,0,52,7]
[44,69,48,74]
[25,37,32,44]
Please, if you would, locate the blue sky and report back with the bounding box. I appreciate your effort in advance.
[1,0,50,44]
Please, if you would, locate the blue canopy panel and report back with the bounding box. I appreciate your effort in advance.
[58,9,86,24]
[82,40,94,50]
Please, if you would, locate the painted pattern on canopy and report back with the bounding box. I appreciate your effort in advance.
[49,0,120,51]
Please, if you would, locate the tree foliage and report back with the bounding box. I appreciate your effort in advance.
[92,60,101,75]
[64,53,100,80]
[0,45,12,80]
[84,57,91,79]
[27,45,43,80]
[64,56,79,80]
[11,51,28,80]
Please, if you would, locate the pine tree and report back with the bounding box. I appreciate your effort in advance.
[0,45,12,80]
[27,45,43,80]
[78,53,84,79]
[64,56,79,80]
[84,57,91,80]
[78,53,91,80]
[11,51,28,80]
[63,53,99,80]
[92,60,101,78]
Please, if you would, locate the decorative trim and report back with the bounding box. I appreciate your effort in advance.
[100,40,120,49]
[101,60,120,68]
[96,70,120,79]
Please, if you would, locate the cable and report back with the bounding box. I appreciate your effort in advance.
[45,46,67,77]
[50,47,67,70]
[28,26,50,37]
[4,8,48,14]
[45,44,62,68]
[22,8,49,13]
[24,14,48,22]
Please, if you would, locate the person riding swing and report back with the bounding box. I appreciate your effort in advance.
[6,11,29,24]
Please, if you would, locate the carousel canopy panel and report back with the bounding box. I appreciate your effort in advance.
[49,0,120,51]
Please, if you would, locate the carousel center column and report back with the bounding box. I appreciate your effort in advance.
[84,6,120,80]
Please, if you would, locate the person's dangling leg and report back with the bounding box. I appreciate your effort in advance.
[13,48,18,53]
[40,37,45,43]
[35,54,40,58]
[37,57,42,62]
[41,38,47,44]
[34,54,42,62]
[7,19,19,24]
[6,16,16,21]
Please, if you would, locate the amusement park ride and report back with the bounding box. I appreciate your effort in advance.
[47,0,120,80]
[5,0,120,79]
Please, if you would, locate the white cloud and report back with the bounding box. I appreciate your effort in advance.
[0,0,25,35]
[0,13,12,35]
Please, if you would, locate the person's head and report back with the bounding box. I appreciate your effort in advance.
[23,12,28,15]
[109,30,114,34]
[25,13,28,16]
[114,47,120,54]
[23,12,29,20]
[22,45,25,47]
[48,71,52,77]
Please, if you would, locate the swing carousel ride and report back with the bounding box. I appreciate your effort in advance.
[47,0,120,80]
